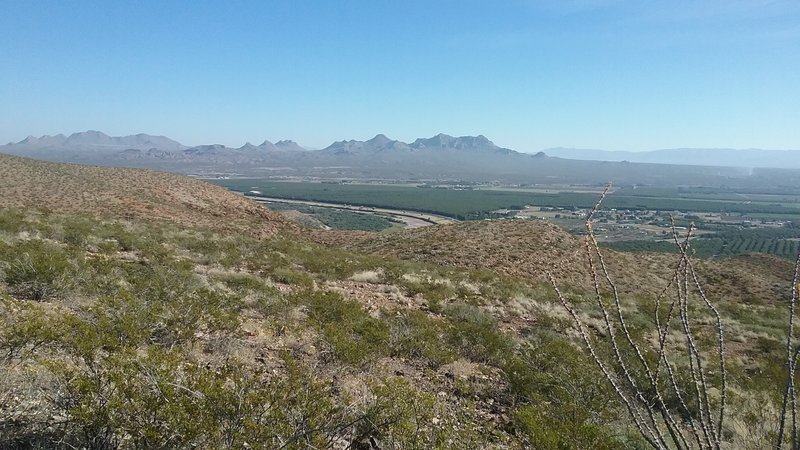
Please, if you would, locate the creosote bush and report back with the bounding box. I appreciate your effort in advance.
[291,289,390,365]
[504,334,628,448]
[387,311,457,367]
[0,208,28,235]
[360,378,484,449]
[0,239,77,301]
[42,348,358,449]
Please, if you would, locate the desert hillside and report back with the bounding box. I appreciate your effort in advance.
[0,153,293,237]
[343,219,791,306]
[0,155,796,448]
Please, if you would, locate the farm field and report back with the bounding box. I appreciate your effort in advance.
[605,226,800,259]
[213,179,800,220]
[212,179,800,260]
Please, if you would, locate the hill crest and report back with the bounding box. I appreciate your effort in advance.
[0,152,294,237]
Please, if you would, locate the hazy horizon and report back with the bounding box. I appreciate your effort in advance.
[2,1,799,151]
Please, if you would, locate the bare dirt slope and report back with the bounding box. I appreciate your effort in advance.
[0,153,295,237]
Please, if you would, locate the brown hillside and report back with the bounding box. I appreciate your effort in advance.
[351,220,585,282]
[346,218,792,304]
[348,219,672,293]
[0,153,295,237]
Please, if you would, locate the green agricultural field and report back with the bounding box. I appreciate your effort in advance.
[214,179,800,220]
[216,179,800,261]
[605,226,800,259]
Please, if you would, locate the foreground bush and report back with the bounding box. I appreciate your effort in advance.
[0,239,77,301]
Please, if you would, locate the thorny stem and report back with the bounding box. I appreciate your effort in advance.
[778,249,800,449]
[583,187,671,448]
[550,185,729,449]
[588,224,689,449]
[679,260,717,449]
[687,259,726,441]
[669,219,722,449]
[547,272,664,449]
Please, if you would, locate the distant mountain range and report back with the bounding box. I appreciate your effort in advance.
[1,131,535,176]
[542,147,800,169]
[3,130,800,189]
[11,131,186,153]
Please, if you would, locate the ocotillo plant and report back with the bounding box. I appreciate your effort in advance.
[549,185,728,450]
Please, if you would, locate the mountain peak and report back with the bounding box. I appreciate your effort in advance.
[274,140,307,151]
[15,134,69,147]
[368,134,392,144]
[412,133,496,150]
[64,131,114,147]
[70,130,110,139]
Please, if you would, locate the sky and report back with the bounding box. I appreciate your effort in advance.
[1,0,799,151]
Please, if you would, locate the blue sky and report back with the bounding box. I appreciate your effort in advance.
[1,0,799,151]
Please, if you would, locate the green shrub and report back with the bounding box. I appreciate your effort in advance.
[443,303,514,365]
[244,248,290,274]
[388,311,456,367]
[0,295,61,361]
[136,237,174,261]
[79,257,128,296]
[361,378,484,449]
[0,208,27,234]
[0,240,77,301]
[122,261,198,303]
[502,334,625,449]
[289,244,379,280]
[253,287,288,318]
[162,287,242,345]
[514,405,624,450]
[41,349,354,449]
[270,267,314,288]
[504,335,614,408]
[292,290,389,365]
[73,264,242,350]
[217,272,269,294]
[96,222,138,252]
[401,278,454,310]
[61,216,95,248]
